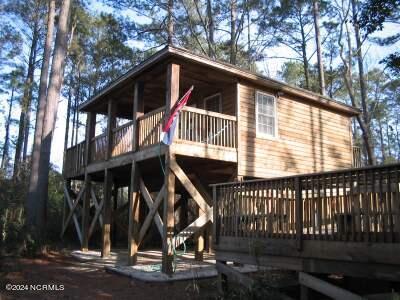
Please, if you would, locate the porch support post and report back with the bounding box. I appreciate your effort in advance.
[128,161,140,265]
[162,152,175,274]
[162,62,180,274]
[106,99,116,160]
[81,175,91,251]
[195,206,204,261]
[112,185,118,246]
[81,112,96,251]
[62,179,71,239]
[101,168,113,257]
[132,82,144,151]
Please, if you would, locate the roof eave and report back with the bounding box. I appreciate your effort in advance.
[78,46,171,112]
[167,46,360,117]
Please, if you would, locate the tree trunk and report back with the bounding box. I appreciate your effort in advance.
[299,14,310,90]
[1,87,15,171]
[313,0,325,95]
[246,0,251,68]
[386,117,392,158]
[22,37,40,162]
[74,89,79,145]
[167,0,174,44]
[378,120,385,162]
[337,3,375,166]
[26,0,56,230]
[29,0,71,234]
[396,118,400,160]
[351,0,376,165]
[230,0,237,64]
[64,84,72,153]
[13,19,40,178]
[206,0,215,58]
[71,96,76,147]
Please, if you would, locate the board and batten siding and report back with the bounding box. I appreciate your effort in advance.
[237,82,353,178]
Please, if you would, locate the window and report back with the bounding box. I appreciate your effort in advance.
[255,91,277,138]
[204,93,222,113]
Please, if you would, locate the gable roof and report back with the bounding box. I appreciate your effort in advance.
[79,45,360,116]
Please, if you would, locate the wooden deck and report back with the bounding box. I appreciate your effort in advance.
[63,106,237,179]
[212,163,400,281]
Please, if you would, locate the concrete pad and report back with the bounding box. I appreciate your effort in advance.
[71,249,260,282]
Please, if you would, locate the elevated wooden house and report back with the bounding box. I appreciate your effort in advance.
[62,46,361,275]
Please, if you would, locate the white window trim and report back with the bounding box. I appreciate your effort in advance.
[203,93,222,113]
[255,90,279,140]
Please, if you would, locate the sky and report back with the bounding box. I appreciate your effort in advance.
[1,1,399,173]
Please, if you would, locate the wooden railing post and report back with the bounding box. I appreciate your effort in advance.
[84,112,96,166]
[106,99,116,160]
[295,177,303,251]
[132,82,144,152]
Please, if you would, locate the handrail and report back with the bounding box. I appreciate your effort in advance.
[211,162,400,187]
[182,106,237,121]
[91,133,106,142]
[112,120,134,133]
[137,106,166,121]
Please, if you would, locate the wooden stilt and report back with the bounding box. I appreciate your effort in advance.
[81,111,96,251]
[112,186,118,246]
[162,62,179,275]
[101,168,113,258]
[62,179,71,238]
[81,175,91,251]
[162,152,175,274]
[128,161,140,265]
[195,206,204,261]
[127,80,144,265]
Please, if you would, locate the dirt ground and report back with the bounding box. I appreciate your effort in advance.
[0,251,219,300]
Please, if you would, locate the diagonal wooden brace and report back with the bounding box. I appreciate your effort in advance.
[139,179,165,239]
[138,184,166,246]
[89,189,104,238]
[170,159,211,213]
[61,183,84,244]
[173,206,213,248]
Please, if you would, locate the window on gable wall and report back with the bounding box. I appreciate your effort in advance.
[255,91,277,138]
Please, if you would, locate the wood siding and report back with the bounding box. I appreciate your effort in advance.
[238,82,353,178]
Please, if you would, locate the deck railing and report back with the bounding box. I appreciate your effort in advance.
[64,106,238,174]
[213,163,400,244]
[138,106,165,149]
[64,141,85,176]
[178,106,237,148]
[111,121,134,156]
[90,133,107,162]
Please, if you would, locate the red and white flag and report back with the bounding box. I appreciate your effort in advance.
[161,86,194,145]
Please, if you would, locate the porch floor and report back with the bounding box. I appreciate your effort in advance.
[71,249,260,282]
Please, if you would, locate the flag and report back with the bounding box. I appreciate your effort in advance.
[161,86,194,145]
